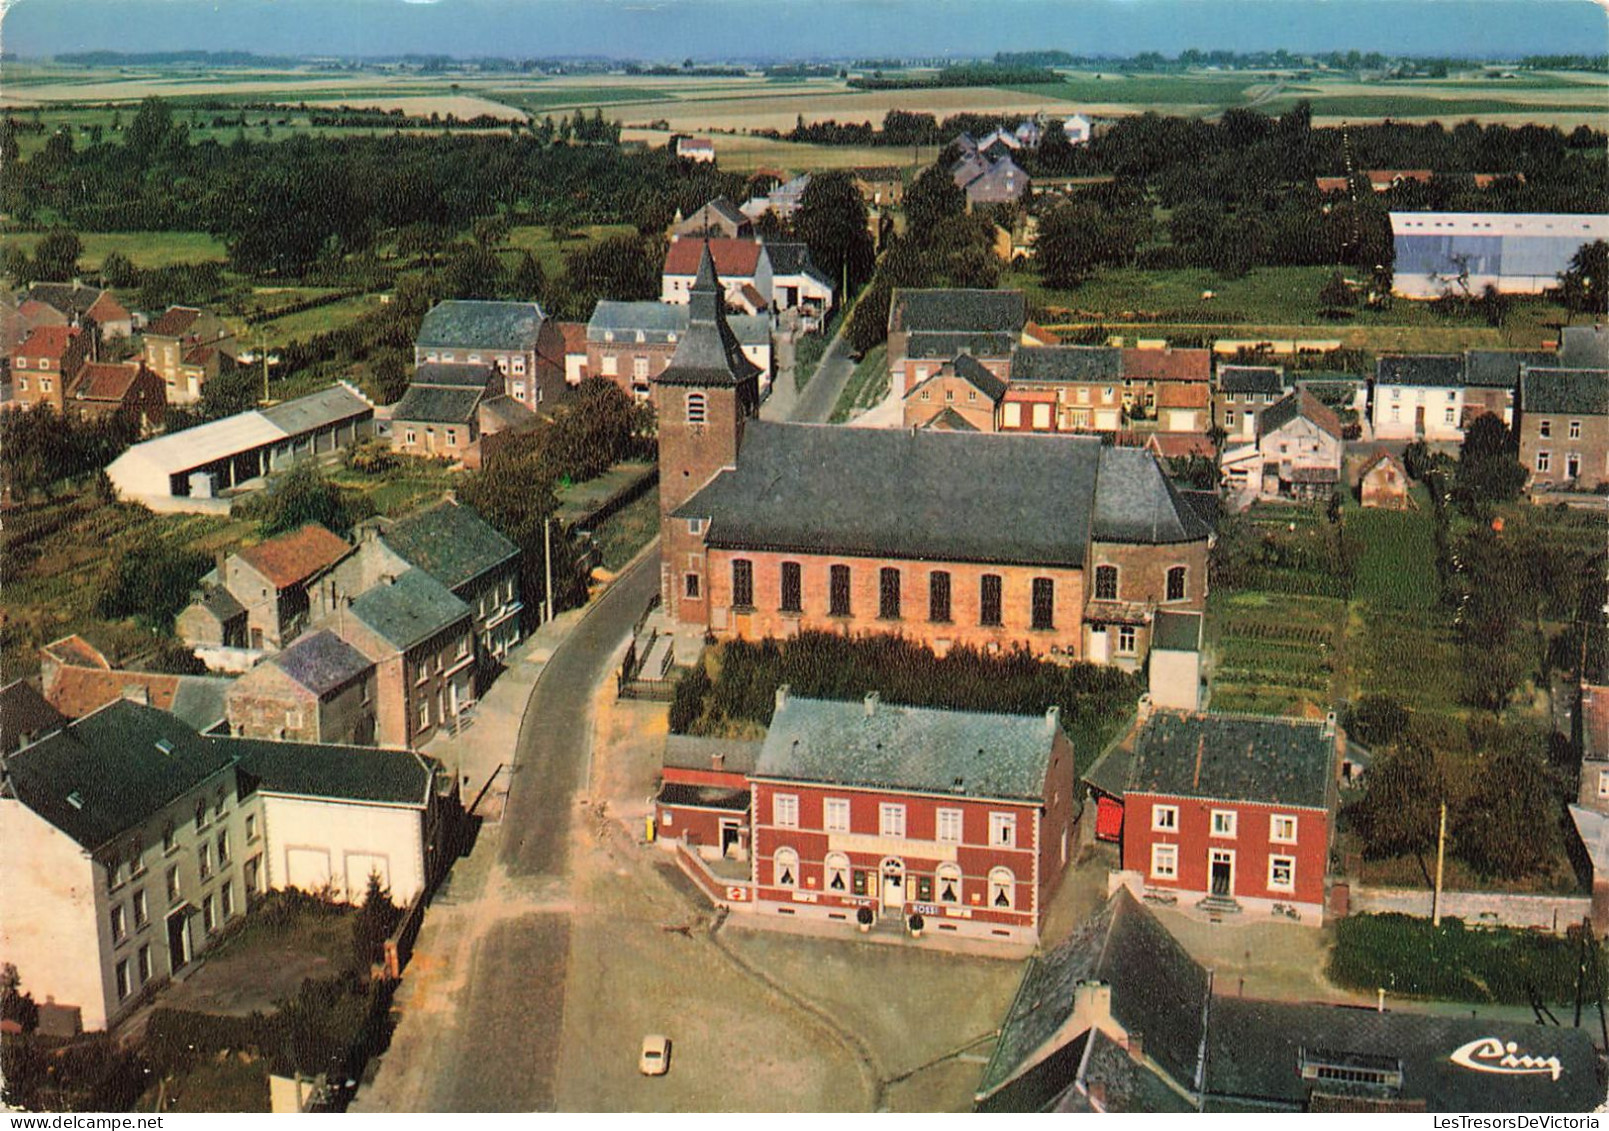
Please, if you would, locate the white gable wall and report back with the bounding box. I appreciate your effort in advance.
[258,794,427,905]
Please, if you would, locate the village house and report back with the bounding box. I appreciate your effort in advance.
[1,681,66,756]
[1358,449,1412,509]
[8,324,92,412]
[1062,114,1093,146]
[1155,381,1211,434]
[955,154,1031,206]
[20,282,133,340]
[0,698,449,1033]
[1220,390,1345,500]
[413,299,564,412]
[224,629,377,745]
[1083,709,1340,923]
[850,166,905,208]
[654,734,761,863]
[762,241,835,329]
[1006,346,1125,432]
[387,361,535,468]
[67,360,166,432]
[1517,366,1609,489]
[1013,119,1043,148]
[674,135,716,163]
[657,689,1078,947]
[886,288,1025,395]
[902,354,1007,432]
[1371,354,1469,441]
[1119,346,1212,415]
[40,635,231,735]
[1462,348,1553,428]
[672,196,753,240]
[661,237,772,313]
[974,889,1604,1113]
[587,299,772,399]
[141,306,238,406]
[106,383,376,510]
[180,524,354,655]
[558,322,588,385]
[1212,365,1291,443]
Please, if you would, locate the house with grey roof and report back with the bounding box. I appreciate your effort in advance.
[887,287,1025,396]
[413,299,564,412]
[225,629,377,745]
[587,299,772,399]
[1518,365,1609,489]
[1371,353,1469,441]
[1212,365,1291,442]
[672,196,752,240]
[962,155,1030,206]
[388,360,535,469]
[903,352,1008,431]
[655,688,1078,947]
[1220,390,1345,500]
[761,241,835,329]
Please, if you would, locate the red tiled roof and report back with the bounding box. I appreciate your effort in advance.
[47,667,181,719]
[236,524,351,589]
[41,634,111,671]
[559,321,588,356]
[86,292,131,325]
[183,345,216,366]
[1366,169,1433,188]
[72,362,146,403]
[663,237,763,278]
[1023,321,1061,346]
[13,324,81,361]
[1157,382,1211,409]
[146,306,203,338]
[1315,176,1350,193]
[1358,448,1405,477]
[1146,432,1214,459]
[1121,347,1211,382]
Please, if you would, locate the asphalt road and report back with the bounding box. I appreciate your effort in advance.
[792,332,858,424]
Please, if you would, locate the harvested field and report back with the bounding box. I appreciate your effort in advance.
[302,94,526,120]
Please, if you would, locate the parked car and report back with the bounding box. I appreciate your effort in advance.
[639,1034,672,1076]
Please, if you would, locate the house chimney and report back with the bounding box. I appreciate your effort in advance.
[774,684,790,714]
[1126,1031,1144,1063]
[712,751,726,771]
[215,549,228,576]
[1045,704,1061,733]
[864,691,880,717]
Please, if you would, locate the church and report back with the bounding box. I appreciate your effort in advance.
[653,247,1211,668]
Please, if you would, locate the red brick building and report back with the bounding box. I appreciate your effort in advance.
[1084,709,1340,922]
[658,688,1078,946]
[68,360,166,432]
[8,325,91,412]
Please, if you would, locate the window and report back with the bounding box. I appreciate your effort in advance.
[929,570,952,623]
[979,574,1003,627]
[633,356,649,381]
[198,843,212,880]
[684,573,701,599]
[217,831,230,865]
[167,866,181,902]
[1031,578,1055,630]
[203,894,216,933]
[195,798,208,831]
[245,858,260,896]
[988,867,1015,910]
[919,389,931,402]
[686,391,707,424]
[945,388,955,402]
[824,852,850,894]
[111,904,126,944]
[133,889,148,929]
[106,854,127,892]
[1224,409,1235,427]
[1540,419,1552,438]
[1599,770,1609,799]
[446,428,458,446]
[245,814,259,843]
[419,700,431,730]
[40,379,51,393]
[936,808,963,843]
[829,565,851,616]
[1268,855,1296,893]
[1271,815,1299,844]
[1152,804,1179,831]
[116,960,131,1000]
[1094,565,1118,601]
[138,945,153,985]
[731,559,754,608]
[780,561,802,613]
[773,847,799,888]
[1537,450,1551,473]
[968,389,978,402]
[990,812,1017,848]
[879,803,907,838]
[878,568,901,619]
[774,793,799,828]
[1444,407,1456,425]
[1117,625,1137,654]
[936,863,963,903]
[1150,843,1179,880]
[1570,420,1582,439]
[824,798,850,833]
[1211,810,1237,838]
[221,882,234,919]
[1166,566,1187,603]
[15,377,24,392]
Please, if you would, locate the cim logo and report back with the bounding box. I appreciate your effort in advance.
[1449,1037,1564,1082]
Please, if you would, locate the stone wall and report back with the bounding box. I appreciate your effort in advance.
[1348,883,1591,934]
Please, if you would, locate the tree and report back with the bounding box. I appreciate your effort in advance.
[1317,270,1357,313]
[125,95,175,161]
[351,872,402,971]
[2,244,33,287]
[1036,201,1135,290]
[1558,239,1608,319]
[1455,748,1561,879]
[254,462,366,538]
[1451,413,1526,517]
[511,250,547,304]
[903,165,966,245]
[99,249,139,289]
[367,349,410,405]
[792,171,875,292]
[443,243,508,301]
[97,539,211,630]
[31,228,82,283]
[1352,738,1444,863]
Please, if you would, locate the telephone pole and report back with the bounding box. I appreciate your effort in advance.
[1431,801,1448,927]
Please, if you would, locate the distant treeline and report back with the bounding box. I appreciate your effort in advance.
[1521,54,1609,71]
[847,63,1061,90]
[54,50,303,67]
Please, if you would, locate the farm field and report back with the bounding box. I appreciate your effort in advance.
[2,229,228,269]
[1207,588,1345,718]
[622,127,936,174]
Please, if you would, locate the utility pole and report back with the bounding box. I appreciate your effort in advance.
[1431,801,1448,927]
[260,327,270,405]
[543,516,554,625]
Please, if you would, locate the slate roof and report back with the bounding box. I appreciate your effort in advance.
[907,330,1019,360]
[1092,447,1213,545]
[1258,390,1344,441]
[663,735,763,775]
[1215,365,1287,395]
[655,245,762,390]
[755,694,1063,802]
[1057,1030,1200,1113]
[201,586,246,622]
[762,241,816,277]
[4,699,236,850]
[1121,348,1212,383]
[1124,710,1336,808]
[416,300,548,351]
[976,889,1211,1099]
[1377,354,1466,389]
[1521,368,1609,416]
[663,237,763,278]
[966,157,1029,202]
[1152,610,1203,653]
[257,384,372,435]
[1011,346,1123,385]
[391,383,484,424]
[891,288,1025,335]
[23,283,107,320]
[237,524,352,589]
[1203,997,1603,1114]
[272,630,373,696]
[411,362,499,388]
[1463,349,1553,389]
[348,568,471,652]
[381,499,517,591]
[590,299,686,342]
[1,680,66,755]
[146,306,204,338]
[656,782,750,810]
[227,738,434,807]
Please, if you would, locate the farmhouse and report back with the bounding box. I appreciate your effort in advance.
[180,523,354,655]
[673,196,752,240]
[105,383,375,510]
[661,237,772,312]
[387,361,535,468]
[413,299,564,412]
[1220,390,1345,500]
[21,282,133,340]
[1370,354,1468,441]
[141,305,237,406]
[1390,212,1609,299]
[1517,366,1609,489]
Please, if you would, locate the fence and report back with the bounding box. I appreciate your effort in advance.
[1347,883,1592,934]
[674,840,751,907]
[381,890,429,980]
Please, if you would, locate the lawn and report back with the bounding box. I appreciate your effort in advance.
[828,342,889,423]
[4,229,229,269]
[1347,499,1440,609]
[503,222,638,277]
[589,484,660,572]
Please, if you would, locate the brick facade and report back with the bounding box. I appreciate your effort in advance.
[1520,412,1609,489]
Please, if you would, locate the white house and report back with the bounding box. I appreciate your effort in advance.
[1063,114,1093,146]
[1221,390,1345,499]
[1370,354,1467,441]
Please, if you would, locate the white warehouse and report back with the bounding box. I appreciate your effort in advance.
[1391,212,1609,299]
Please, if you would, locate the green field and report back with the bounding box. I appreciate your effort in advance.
[3,229,229,269]
[504,222,638,276]
[1004,74,1267,107]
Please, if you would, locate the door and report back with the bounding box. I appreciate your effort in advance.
[881,859,905,914]
[719,819,741,859]
[1567,454,1581,480]
[1088,626,1109,665]
[1209,849,1234,897]
[1414,405,1425,436]
[166,908,191,974]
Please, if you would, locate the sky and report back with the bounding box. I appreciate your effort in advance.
[1,0,1605,61]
